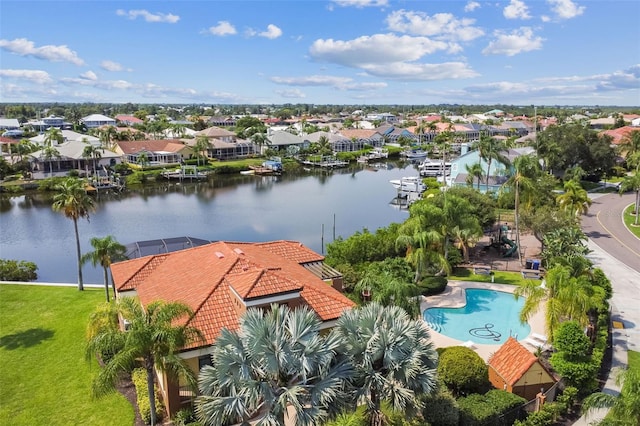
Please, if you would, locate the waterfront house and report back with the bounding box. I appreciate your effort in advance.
[29,130,101,147]
[488,337,556,401]
[114,140,192,166]
[266,129,307,154]
[111,240,354,417]
[29,141,121,178]
[81,114,116,129]
[195,126,254,159]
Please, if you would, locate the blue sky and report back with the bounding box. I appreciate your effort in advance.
[1,0,639,106]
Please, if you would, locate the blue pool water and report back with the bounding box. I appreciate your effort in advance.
[423,288,530,345]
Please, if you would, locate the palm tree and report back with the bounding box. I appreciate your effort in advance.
[137,152,150,170]
[514,264,595,342]
[557,179,592,219]
[81,236,127,302]
[619,129,640,164]
[86,297,203,426]
[452,225,479,263]
[501,154,541,264]
[334,303,438,426]
[250,131,270,155]
[196,304,352,426]
[465,162,484,190]
[42,143,60,175]
[52,177,95,290]
[193,136,211,166]
[477,133,510,193]
[581,368,640,426]
[99,126,118,151]
[619,173,640,225]
[44,127,64,147]
[82,144,101,177]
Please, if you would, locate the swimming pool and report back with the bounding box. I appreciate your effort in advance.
[423,288,530,345]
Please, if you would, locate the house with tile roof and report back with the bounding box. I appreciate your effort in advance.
[110,239,354,417]
[81,114,116,129]
[488,337,556,401]
[114,139,192,165]
[115,115,144,126]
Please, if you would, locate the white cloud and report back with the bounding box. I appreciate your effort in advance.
[270,75,388,91]
[260,24,283,39]
[310,33,449,68]
[0,38,84,65]
[116,9,179,23]
[331,0,388,8]
[60,76,134,91]
[206,21,237,36]
[79,71,98,81]
[361,61,479,81]
[0,69,53,84]
[504,0,531,19]
[482,27,543,56]
[100,60,126,72]
[275,88,306,98]
[547,0,585,20]
[386,10,484,42]
[595,64,640,91]
[464,2,480,12]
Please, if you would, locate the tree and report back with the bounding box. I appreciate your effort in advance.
[619,173,640,225]
[41,143,60,175]
[196,304,352,426]
[137,152,149,169]
[619,130,640,165]
[557,180,592,219]
[250,131,270,155]
[476,133,510,193]
[99,126,118,151]
[82,144,102,176]
[43,127,64,147]
[86,297,202,426]
[52,177,95,290]
[81,236,127,302]
[193,136,211,166]
[334,303,438,426]
[582,368,640,426]
[437,346,489,397]
[465,162,484,190]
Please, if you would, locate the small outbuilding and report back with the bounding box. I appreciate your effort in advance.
[488,337,556,401]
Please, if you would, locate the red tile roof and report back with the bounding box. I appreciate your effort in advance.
[111,240,354,349]
[488,337,537,386]
[600,126,640,145]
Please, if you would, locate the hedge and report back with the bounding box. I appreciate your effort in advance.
[131,368,164,425]
[457,389,526,426]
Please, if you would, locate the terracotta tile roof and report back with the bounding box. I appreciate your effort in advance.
[600,126,640,145]
[195,127,236,138]
[0,137,19,144]
[115,139,187,154]
[115,115,144,124]
[488,337,537,386]
[110,240,354,349]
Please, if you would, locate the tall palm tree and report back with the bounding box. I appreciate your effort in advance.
[81,144,101,177]
[250,131,270,155]
[334,303,438,426]
[582,368,640,426]
[99,126,118,151]
[465,162,484,190]
[52,177,95,290]
[43,127,64,147]
[42,143,61,175]
[86,297,203,426]
[619,129,640,164]
[557,179,592,219]
[501,154,541,264]
[81,236,127,302]
[477,133,510,193]
[196,304,352,426]
[193,136,211,166]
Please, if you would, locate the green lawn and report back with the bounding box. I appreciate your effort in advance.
[448,268,533,286]
[0,285,134,426]
[623,204,640,239]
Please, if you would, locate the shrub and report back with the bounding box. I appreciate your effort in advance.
[131,368,164,425]
[173,408,200,426]
[553,321,591,360]
[420,386,460,426]
[417,276,448,295]
[0,259,38,281]
[437,346,489,396]
[457,390,526,426]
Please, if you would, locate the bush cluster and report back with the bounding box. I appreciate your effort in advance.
[131,368,164,425]
[417,276,448,295]
[437,346,490,396]
[0,259,38,281]
[457,389,526,426]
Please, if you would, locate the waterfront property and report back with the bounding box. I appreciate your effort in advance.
[114,139,192,165]
[110,239,354,417]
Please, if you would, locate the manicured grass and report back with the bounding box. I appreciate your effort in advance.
[622,204,640,239]
[628,350,640,373]
[0,285,134,426]
[448,268,534,286]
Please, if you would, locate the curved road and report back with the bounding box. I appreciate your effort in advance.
[582,192,640,273]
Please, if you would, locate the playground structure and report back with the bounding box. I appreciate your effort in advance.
[487,223,518,258]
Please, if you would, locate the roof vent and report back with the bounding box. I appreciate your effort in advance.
[234,248,244,255]
[214,251,225,259]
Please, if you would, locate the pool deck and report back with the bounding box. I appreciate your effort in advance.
[421,280,547,361]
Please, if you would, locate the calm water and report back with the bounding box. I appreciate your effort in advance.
[0,162,418,283]
[423,289,530,344]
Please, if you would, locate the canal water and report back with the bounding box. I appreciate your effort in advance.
[0,162,419,283]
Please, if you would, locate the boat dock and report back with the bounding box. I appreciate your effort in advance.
[299,156,349,168]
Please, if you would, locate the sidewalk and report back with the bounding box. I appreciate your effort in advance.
[571,239,640,425]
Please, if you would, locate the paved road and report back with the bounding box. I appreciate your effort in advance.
[582,192,640,273]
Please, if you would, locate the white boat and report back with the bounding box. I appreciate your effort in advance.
[390,176,425,194]
[401,149,428,160]
[358,147,389,163]
[419,158,451,177]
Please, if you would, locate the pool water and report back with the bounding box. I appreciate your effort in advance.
[423,288,530,344]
